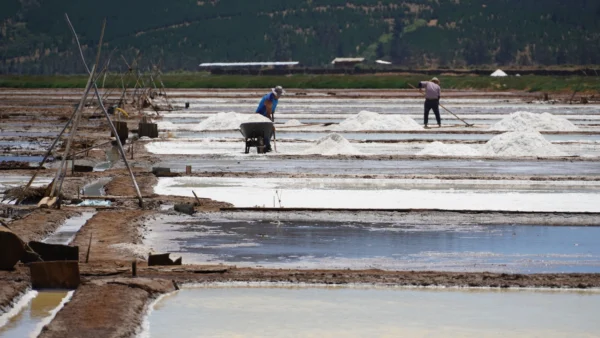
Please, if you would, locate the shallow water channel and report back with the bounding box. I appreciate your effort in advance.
[0,291,71,338]
[42,212,96,245]
[147,286,600,337]
[146,217,600,273]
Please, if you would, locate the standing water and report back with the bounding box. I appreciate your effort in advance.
[42,212,96,245]
[0,291,72,338]
[146,285,600,337]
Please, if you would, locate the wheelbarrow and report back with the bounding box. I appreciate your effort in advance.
[239,122,274,154]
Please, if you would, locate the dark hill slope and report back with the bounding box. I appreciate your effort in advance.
[1,0,599,74]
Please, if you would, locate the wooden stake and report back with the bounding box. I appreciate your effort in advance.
[85,232,93,263]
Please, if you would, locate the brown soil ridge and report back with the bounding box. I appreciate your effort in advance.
[139,266,600,289]
[71,209,152,263]
[104,171,157,197]
[38,278,176,338]
[0,280,29,314]
[7,209,78,243]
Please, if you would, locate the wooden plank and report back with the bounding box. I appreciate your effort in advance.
[29,261,80,289]
[28,241,79,261]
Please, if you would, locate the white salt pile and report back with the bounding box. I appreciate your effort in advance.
[483,131,566,157]
[156,121,179,130]
[282,119,303,126]
[418,142,481,156]
[490,112,578,131]
[333,111,422,131]
[304,133,361,156]
[193,112,271,131]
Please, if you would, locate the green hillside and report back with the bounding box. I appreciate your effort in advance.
[1,0,599,74]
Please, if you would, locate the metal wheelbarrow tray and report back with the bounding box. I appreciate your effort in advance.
[239,122,274,154]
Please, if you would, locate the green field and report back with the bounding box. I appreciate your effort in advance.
[0,74,598,93]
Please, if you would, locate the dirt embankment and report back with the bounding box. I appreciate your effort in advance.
[138,266,600,289]
[71,209,153,263]
[38,278,176,338]
[104,171,157,197]
[0,280,29,314]
[7,209,78,242]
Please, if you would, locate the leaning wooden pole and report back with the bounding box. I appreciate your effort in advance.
[65,14,144,207]
[50,19,107,200]
[49,68,96,198]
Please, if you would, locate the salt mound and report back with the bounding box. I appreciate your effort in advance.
[156,121,179,130]
[304,133,361,156]
[490,112,578,131]
[483,131,566,157]
[334,111,422,131]
[418,142,481,156]
[194,112,271,131]
[283,119,303,126]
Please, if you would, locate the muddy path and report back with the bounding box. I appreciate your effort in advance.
[71,209,152,263]
[135,266,600,289]
[38,279,176,338]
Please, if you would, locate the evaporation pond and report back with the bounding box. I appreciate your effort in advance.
[148,286,600,338]
[0,291,69,337]
[146,217,600,273]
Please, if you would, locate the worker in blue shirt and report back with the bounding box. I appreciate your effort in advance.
[255,86,284,152]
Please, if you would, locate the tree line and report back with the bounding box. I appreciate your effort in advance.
[1,0,599,74]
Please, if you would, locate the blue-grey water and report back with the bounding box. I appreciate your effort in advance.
[0,156,47,163]
[148,218,600,273]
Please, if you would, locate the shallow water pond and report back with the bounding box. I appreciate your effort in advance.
[146,216,600,273]
[147,286,600,338]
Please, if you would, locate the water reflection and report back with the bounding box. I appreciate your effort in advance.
[147,217,600,273]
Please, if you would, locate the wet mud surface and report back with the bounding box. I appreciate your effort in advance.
[38,279,175,338]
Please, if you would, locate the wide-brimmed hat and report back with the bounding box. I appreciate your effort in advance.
[431,77,440,84]
[272,85,285,96]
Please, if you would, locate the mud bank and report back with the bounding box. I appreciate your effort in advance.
[38,279,176,338]
[71,210,153,263]
[7,209,79,242]
[0,281,29,314]
[216,209,600,226]
[137,266,600,289]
